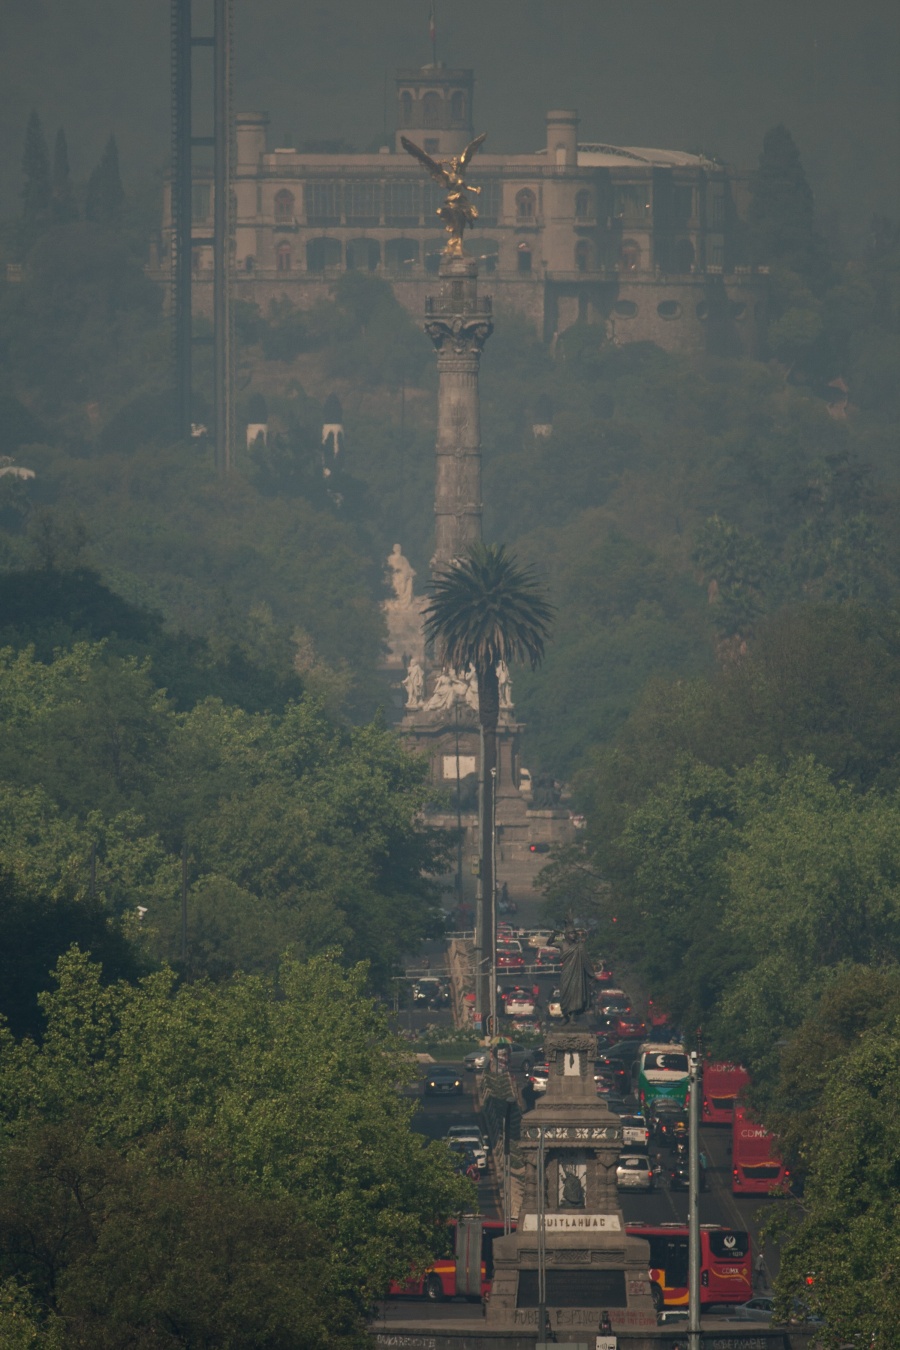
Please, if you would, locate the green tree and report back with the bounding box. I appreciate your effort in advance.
[773,1024,900,1343]
[425,543,552,1014]
[50,130,76,225]
[20,111,51,238]
[747,125,829,291]
[0,950,473,1337]
[85,135,125,228]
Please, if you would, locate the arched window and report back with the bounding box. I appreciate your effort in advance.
[276,242,292,272]
[274,189,295,224]
[385,237,420,273]
[450,90,465,121]
[575,190,591,220]
[515,188,536,221]
[346,238,380,272]
[305,238,341,272]
[399,91,413,127]
[619,239,641,272]
[471,238,499,274]
[575,239,592,272]
[423,91,441,128]
[673,237,695,273]
[517,242,532,274]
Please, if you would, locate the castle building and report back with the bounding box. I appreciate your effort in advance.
[162,65,766,354]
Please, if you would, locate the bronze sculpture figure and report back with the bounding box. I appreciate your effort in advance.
[400,132,487,257]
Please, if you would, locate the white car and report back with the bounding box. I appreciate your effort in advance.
[444,1125,489,1170]
[527,930,554,950]
[548,989,563,1019]
[616,1154,654,1191]
[505,992,536,1017]
[620,1115,650,1149]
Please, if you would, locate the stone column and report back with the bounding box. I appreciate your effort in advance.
[425,255,493,569]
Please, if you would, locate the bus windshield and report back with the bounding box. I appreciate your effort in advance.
[645,1053,688,1073]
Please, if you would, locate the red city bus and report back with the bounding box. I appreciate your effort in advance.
[625,1223,752,1309]
[702,1061,751,1125]
[732,1104,790,1195]
[389,1218,510,1301]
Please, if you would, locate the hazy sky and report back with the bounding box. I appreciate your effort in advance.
[3,0,899,244]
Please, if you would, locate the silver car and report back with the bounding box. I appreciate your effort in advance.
[616,1153,654,1191]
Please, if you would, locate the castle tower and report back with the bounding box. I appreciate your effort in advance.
[424,256,493,568]
[395,66,475,158]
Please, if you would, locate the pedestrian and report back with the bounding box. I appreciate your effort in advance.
[754,1250,767,1290]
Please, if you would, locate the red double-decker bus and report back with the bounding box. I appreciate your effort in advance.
[625,1223,752,1309]
[732,1104,790,1195]
[702,1061,751,1125]
[389,1218,509,1301]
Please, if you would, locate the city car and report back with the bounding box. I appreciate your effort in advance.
[547,990,563,1018]
[728,1296,775,1322]
[446,1141,480,1180]
[527,930,554,950]
[528,1063,550,1093]
[620,1115,650,1149]
[424,1067,464,1095]
[412,978,448,1009]
[444,1126,489,1169]
[463,1043,536,1073]
[497,951,525,971]
[616,1154,655,1191]
[596,989,632,1015]
[535,946,561,969]
[503,989,536,1017]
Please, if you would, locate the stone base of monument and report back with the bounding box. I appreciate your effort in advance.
[485,1031,657,1341]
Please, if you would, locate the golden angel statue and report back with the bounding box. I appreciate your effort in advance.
[400,132,487,258]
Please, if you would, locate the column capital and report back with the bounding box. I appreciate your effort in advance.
[425,314,494,356]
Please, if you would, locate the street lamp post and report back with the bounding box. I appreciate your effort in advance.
[688,1050,701,1350]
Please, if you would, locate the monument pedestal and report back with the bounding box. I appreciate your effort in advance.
[486,1032,657,1341]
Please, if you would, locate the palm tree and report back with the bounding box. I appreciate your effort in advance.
[424,543,553,1025]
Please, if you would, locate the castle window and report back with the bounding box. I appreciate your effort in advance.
[619,239,641,272]
[711,192,726,228]
[344,181,381,226]
[478,180,501,226]
[516,188,536,221]
[472,238,499,274]
[191,183,211,222]
[613,299,638,318]
[306,181,340,225]
[385,238,419,273]
[613,185,647,222]
[424,138,439,155]
[384,181,420,227]
[575,239,593,272]
[671,185,694,226]
[450,90,465,121]
[274,189,295,224]
[306,237,341,272]
[575,190,592,220]
[276,242,292,272]
[672,238,695,273]
[425,246,443,275]
[423,91,441,128]
[399,91,413,127]
[346,238,380,272]
[657,300,681,319]
[244,256,255,273]
[423,180,446,227]
[517,242,532,274]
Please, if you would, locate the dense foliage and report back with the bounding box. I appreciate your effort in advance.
[0,951,472,1346]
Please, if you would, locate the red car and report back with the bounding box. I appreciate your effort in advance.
[594,964,615,985]
[497,952,525,970]
[615,1017,647,1039]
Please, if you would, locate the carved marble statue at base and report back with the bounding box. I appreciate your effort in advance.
[401,659,424,709]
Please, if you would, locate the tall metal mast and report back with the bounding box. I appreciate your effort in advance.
[171,0,233,470]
